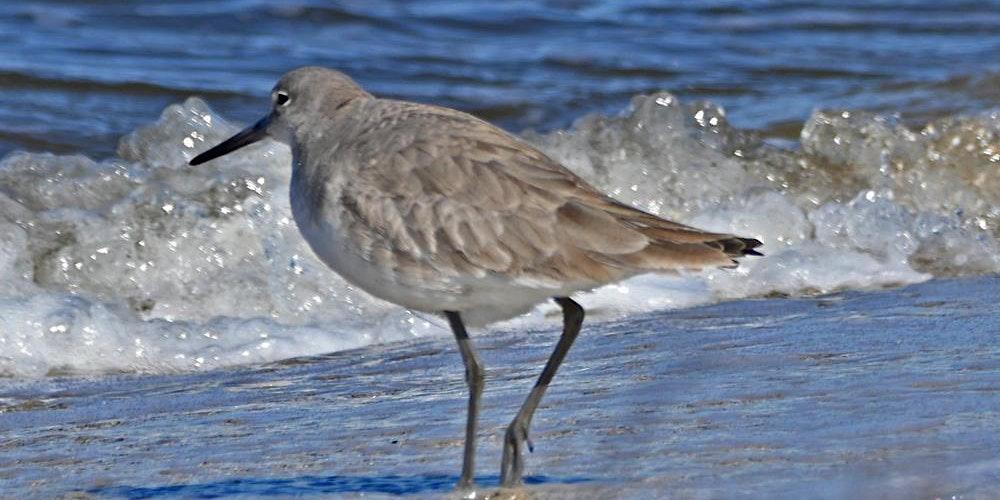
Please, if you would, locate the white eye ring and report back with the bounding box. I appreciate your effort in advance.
[274,90,291,107]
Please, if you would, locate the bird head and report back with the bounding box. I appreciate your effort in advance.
[188,66,370,166]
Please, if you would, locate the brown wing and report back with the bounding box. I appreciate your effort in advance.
[339,100,761,287]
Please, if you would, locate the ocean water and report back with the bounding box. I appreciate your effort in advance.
[0,1,998,498]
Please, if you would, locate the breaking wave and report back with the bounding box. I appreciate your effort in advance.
[1,94,997,376]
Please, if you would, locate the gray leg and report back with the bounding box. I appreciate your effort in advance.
[445,311,485,489]
[500,297,585,487]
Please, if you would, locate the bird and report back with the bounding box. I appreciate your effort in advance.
[189,66,761,491]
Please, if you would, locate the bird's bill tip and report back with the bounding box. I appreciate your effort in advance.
[188,116,270,166]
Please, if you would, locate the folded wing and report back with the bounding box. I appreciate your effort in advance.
[339,100,761,288]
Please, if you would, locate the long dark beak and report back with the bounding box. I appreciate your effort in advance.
[189,115,271,166]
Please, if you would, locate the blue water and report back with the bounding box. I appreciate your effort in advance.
[92,474,590,498]
[1,1,997,156]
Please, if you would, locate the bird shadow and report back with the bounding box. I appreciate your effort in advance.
[87,473,593,498]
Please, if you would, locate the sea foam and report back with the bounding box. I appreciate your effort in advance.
[1,95,997,377]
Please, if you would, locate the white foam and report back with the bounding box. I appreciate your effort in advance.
[0,95,996,377]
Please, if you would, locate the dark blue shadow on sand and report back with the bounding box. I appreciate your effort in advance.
[89,474,592,498]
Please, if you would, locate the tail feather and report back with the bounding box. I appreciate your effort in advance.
[589,198,763,273]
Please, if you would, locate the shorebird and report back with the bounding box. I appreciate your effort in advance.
[189,66,761,490]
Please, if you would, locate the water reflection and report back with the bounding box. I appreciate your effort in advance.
[90,473,592,498]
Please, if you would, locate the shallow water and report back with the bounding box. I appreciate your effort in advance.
[2,277,998,498]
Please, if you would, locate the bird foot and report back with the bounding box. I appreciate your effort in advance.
[500,418,533,487]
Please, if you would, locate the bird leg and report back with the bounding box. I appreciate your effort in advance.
[500,297,585,487]
[445,311,485,490]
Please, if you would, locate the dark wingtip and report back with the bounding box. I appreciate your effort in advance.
[742,238,764,257]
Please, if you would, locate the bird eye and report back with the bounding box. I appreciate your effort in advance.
[274,90,291,107]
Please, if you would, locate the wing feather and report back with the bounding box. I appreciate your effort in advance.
[338,100,760,286]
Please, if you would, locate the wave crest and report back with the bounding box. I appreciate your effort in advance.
[1,94,997,377]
